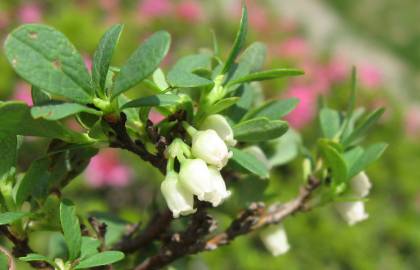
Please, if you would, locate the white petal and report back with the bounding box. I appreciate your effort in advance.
[335,201,369,226]
[192,130,230,168]
[179,159,214,200]
[350,172,372,198]
[204,166,231,206]
[161,173,196,218]
[200,114,236,146]
[261,225,290,256]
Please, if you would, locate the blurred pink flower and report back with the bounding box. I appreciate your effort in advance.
[149,109,165,124]
[283,85,317,129]
[359,64,382,89]
[326,58,349,83]
[99,0,119,12]
[0,11,10,30]
[405,105,420,138]
[247,2,269,31]
[277,37,310,59]
[138,0,172,19]
[12,82,33,106]
[84,54,93,72]
[86,149,133,187]
[176,0,204,22]
[18,3,42,23]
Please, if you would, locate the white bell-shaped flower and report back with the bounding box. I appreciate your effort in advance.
[191,130,231,168]
[335,201,369,226]
[350,171,371,198]
[161,172,196,218]
[179,159,214,201]
[261,224,290,256]
[200,114,237,146]
[203,166,231,206]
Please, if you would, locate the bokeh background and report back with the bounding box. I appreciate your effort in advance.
[0,0,419,269]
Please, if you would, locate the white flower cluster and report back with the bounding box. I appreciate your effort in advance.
[161,114,234,218]
[335,172,372,225]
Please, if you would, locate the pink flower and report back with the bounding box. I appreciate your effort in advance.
[85,149,133,187]
[405,105,420,138]
[12,81,33,106]
[149,109,165,124]
[176,0,204,22]
[138,0,172,19]
[283,85,317,129]
[18,3,42,23]
[359,64,382,89]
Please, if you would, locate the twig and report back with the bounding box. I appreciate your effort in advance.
[134,205,216,270]
[134,176,321,270]
[0,226,53,270]
[0,245,16,270]
[113,209,173,253]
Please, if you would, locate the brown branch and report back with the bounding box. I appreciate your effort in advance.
[0,245,16,270]
[0,226,53,270]
[113,209,173,253]
[134,176,321,270]
[107,113,167,174]
[134,205,216,270]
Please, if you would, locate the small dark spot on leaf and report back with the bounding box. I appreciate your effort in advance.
[28,31,38,39]
[52,59,61,69]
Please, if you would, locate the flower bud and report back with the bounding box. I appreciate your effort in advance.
[261,225,290,256]
[203,166,231,206]
[179,159,214,200]
[200,114,236,146]
[192,130,231,168]
[161,172,196,218]
[350,171,371,198]
[335,201,369,226]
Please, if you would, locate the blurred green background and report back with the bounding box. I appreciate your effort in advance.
[0,0,419,269]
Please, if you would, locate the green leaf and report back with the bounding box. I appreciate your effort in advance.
[31,103,102,121]
[0,102,88,143]
[74,251,125,269]
[319,140,348,186]
[31,85,51,105]
[348,143,388,178]
[227,68,303,86]
[225,42,267,91]
[221,5,248,74]
[19,253,54,266]
[153,68,169,90]
[230,148,269,178]
[243,98,299,121]
[167,54,213,88]
[112,31,171,98]
[92,24,124,94]
[343,108,385,146]
[80,237,100,259]
[267,129,302,167]
[225,84,256,122]
[207,97,240,115]
[233,117,289,142]
[319,108,341,139]
[121,94,180,109]
[4,24,93,103]
[60,199,82,261]
[0,133,17,182]
[0,212,28,225]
